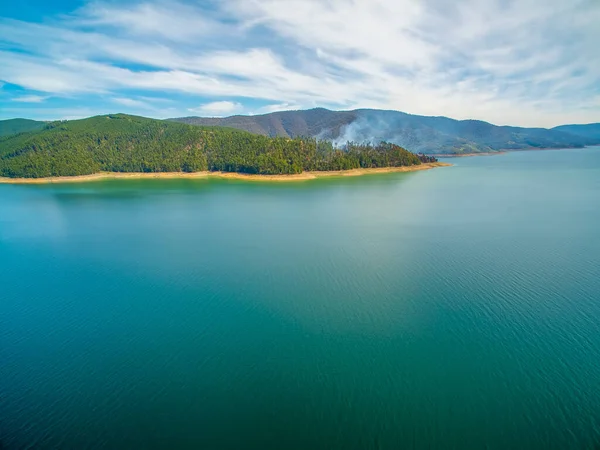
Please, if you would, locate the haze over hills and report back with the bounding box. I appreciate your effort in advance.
[171,108,600,154]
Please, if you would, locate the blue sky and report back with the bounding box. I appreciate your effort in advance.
[0,0,598,127]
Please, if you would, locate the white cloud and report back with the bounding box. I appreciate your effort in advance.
[252,102,304,115]
[111,97,151,108]
[73,1,227,42]
[12,95,48,103]
[188,101,243,117]
[0,0,598,126]
[228,0,436,69]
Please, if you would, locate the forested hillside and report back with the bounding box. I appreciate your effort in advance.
[0,118,45,137]
[0,114,433,178]
[552,124,600,141]
[171,108,600,154]
[173,108,358,140]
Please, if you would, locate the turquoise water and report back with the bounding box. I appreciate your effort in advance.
[1,147,600,449]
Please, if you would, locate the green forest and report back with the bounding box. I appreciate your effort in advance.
[0,114,437,178]
[0,118,45,138]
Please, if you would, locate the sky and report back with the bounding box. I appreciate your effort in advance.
[0,0,598,127]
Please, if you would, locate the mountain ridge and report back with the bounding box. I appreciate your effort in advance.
[170,108,600,154]
[552,123,600,141]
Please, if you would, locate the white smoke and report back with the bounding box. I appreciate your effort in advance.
[330,111,411,148]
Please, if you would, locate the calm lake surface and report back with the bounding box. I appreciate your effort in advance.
[2,147,600,449]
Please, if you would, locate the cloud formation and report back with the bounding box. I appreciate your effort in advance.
[0,0,598,126]
[12,95,48,103]
[189,101,244,116]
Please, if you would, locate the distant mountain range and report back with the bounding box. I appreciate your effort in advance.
[1,110,598,155]
[171,108,600,154]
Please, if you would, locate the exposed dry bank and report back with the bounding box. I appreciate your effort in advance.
[0,163,451,184]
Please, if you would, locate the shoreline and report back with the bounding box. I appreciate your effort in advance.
[434,151,507,158]
[436,145,594,158]
[0,162,451,184]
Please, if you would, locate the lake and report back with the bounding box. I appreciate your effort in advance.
[1,147,600,449]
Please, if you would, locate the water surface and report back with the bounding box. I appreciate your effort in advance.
[2,147,600,449]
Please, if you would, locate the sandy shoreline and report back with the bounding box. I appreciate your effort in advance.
[0,163,451,184]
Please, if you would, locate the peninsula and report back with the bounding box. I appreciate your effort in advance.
[0,114,447,182]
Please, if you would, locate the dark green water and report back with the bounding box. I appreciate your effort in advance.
[2,147,600,449]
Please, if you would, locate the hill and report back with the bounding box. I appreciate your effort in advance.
[0,114,433,178]
[0,118,45,137]
[170,109,600,154]
[174,109,358,140]
[552,124,600,141]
